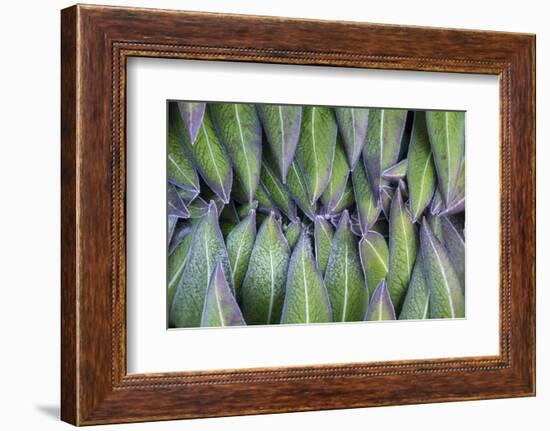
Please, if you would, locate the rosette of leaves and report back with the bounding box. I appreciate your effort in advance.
[167,102,466,328]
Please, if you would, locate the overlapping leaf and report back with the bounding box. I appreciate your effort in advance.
[386,188,418,313]
[170,202,233,327]
[281,232,332,324]
[226,210,257,296]
[399,255,430,320]
[284,220,302,249]
[168,103,200,191]
[314,216,334,275]
[363,109,408,204]
[324,211,368,322]
[260,147,297,220]
[296,106,338,204]
[177,102,206,144]
[257,104,302,182]
[183,108,233,203]
[359,231,389,299]
[382,159,408,182]
[335,107,369,168]
[365,280,396,321]
[286,159,317,220]
[352,159,380,234]
[440,215,465,290]
[407,111,436,221]
[210,103,262,202]
[426,111,465,207]
[320,136,351,215]
[420,219,465,318]
[240,213,290,324]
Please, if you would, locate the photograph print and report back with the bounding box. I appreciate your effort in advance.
[167,101,465,329]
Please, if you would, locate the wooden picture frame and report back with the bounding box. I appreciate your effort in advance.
[61,4,536,425]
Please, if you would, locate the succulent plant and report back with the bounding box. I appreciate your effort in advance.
[167,102,465,328]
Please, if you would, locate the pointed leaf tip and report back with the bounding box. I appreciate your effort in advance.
[386,184,418,314]
[201,261,246,327]
[240,213,290,324]
[365,280,396,321]
[325,209,367,322]
[420,218,465,319]
[281,231,332,324]
[170,204,233,328]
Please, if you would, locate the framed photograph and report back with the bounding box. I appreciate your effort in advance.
[61,4,536,425]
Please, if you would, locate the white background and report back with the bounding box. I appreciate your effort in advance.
[0,0,547,430]
[127,59,499,373]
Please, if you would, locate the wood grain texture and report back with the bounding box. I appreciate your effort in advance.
[60,4,536,425]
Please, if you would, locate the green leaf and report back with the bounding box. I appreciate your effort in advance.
[399,255,430,320]
[359,231,389,299]
[320,135,350,214]
[236,200,258,219]
[177,101,206,144]
[240,213,291,324]
[169,202,233,327]
[335,107,369,168]
[363,109,408,204]
[440,215,465,290]
[370,217,389,237]
[175,185,199,204]
[168,184,190,218]
[232,179,275,213]
[328,178,355,215]
[440,156,465,216]
[430,188,445,215]
[426,111,465,207]
[427,214,444,243]
[352,159,380,234]
[254,185,277,213]
[168,216,177,244]
[386,188,418,314]
[200,262,246,327]
[324,211,368,322]
[420,219,465,318]
[365,280,396,321]
[184,107,233,203]
[167,226,194,309]
[296,106,338,204]
[257,104,302,182]
[382,159,408,182]
[168,103,200,191]
[284,220,302,249]
[380,185,394,220]
[281,231,332,324]
[210,103,262,202]
[407,111,437,221]
[314,216,334,275]
[226,210,257,297]
[287,160,317,221]
[260,151,297,220]
[186,196,211,219]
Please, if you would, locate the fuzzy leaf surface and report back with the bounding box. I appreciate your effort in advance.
[296,106,338,204]
[240,214,290,324]
[281,232,332,324]
[324,211,368,321]
[210,103,262,202]
[335,107,369,168]
[201,262,246,327]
